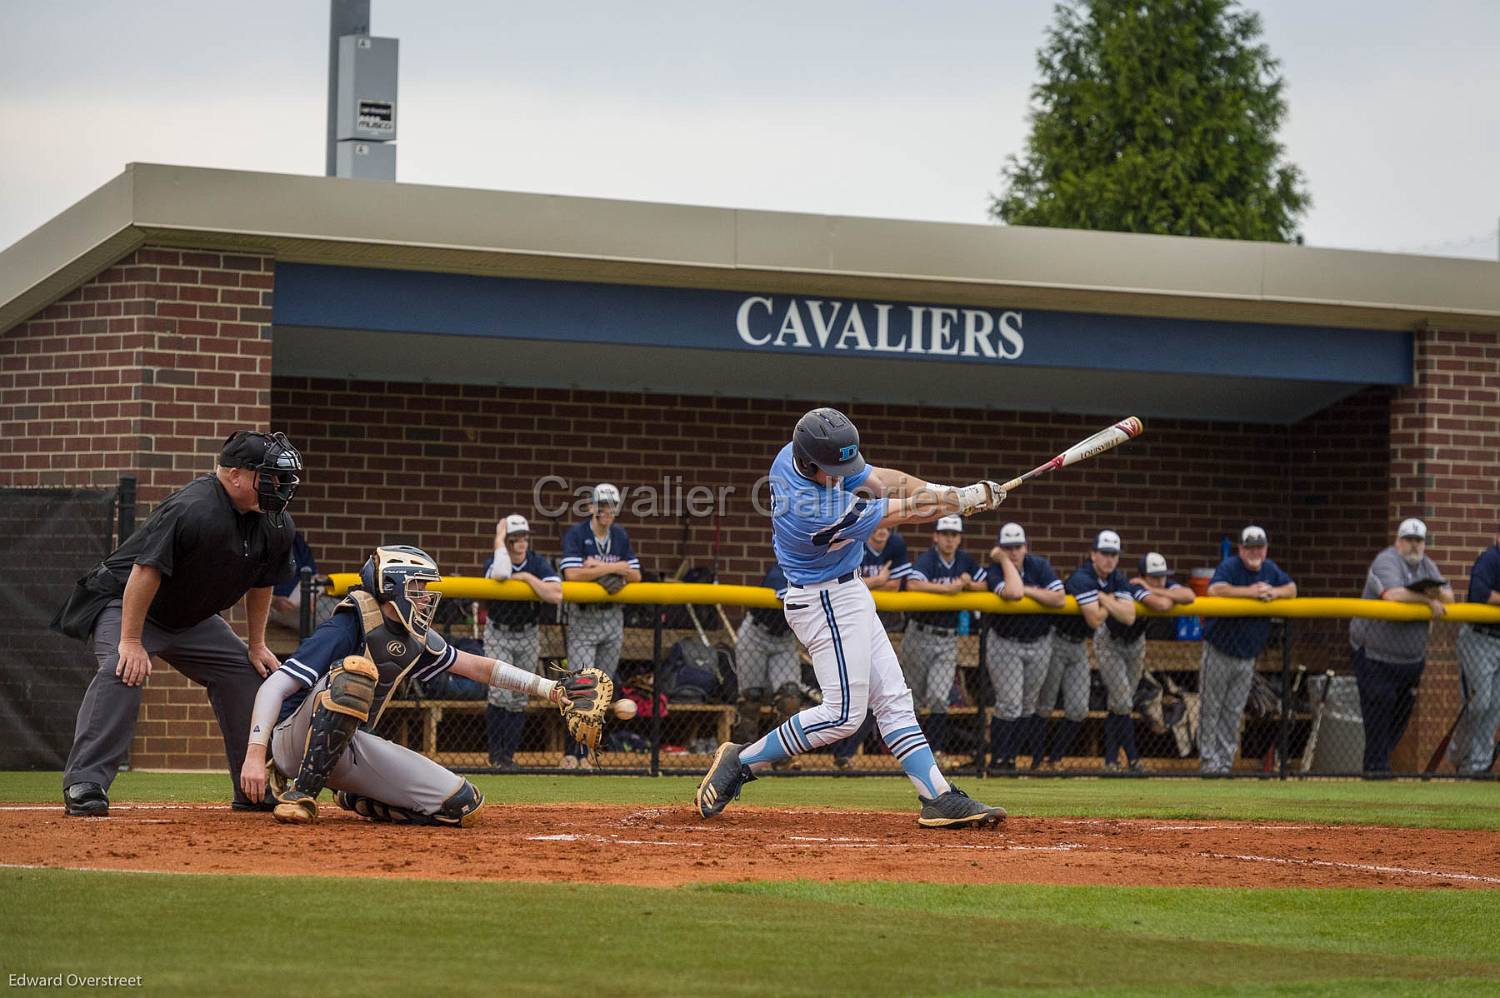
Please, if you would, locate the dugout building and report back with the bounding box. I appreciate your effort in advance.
[3,163,1499,772]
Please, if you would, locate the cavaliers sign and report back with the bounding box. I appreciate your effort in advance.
[735,296,1024,360]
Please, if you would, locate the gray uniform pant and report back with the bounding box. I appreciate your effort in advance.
[271,678,462,816]
[1199,644,1255,774]
[1453,625,1500,773]
[899,623,956,714]
[1037,636,1090,722]
[566,604,624,680]
[736,616,799,694]
[63,601,262,805]
[986,634,1052,721]
[484,624,541,711]
[1095,632,1146,715]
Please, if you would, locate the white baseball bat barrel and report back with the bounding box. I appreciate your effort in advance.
[998,416,1144,493]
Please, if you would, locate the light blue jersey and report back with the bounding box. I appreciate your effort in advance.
[769,442,889,585]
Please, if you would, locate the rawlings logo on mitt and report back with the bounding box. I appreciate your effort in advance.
[553,667,614,754]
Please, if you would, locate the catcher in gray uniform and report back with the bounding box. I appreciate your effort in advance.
[239,545,609,825]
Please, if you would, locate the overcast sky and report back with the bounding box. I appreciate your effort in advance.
[2,1,1497,259]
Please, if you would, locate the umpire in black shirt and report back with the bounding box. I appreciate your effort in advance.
[57,431,301,816]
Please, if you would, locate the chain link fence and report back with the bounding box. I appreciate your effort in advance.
[294,576,1499,779]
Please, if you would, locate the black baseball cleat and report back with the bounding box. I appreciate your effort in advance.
[917,785,1007,829]
[695,742,755,819]
[63,782,109,817]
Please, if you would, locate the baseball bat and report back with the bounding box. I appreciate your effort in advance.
[1263,666,1307,771]
[998,417,1144,493]
[1424,702,1467,774]
[1300,670,1335,774]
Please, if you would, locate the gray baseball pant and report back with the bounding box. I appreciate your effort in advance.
[271,677,462,816]
[565,604,624,680]
[485,625,542,711]
[986,634,1052,722]
[1199,643,1255,774]
[1037,636,1090,722]
[1454,625,1500,773]
[1095,632,1146,714]
[736,616,799,694]
[899,623,957,715]
[63,601,262,806]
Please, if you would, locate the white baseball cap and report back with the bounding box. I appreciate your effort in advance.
[1139,552,1169,577]
[935,515,964,533]
[998,522,1027,547]
[503,514,530,535]
[1240,525,1268,546]
[592,483,621,507]
[1093,529,1121,553]
[1398,517,1428,540]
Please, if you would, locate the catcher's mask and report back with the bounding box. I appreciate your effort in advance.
[358,545,442,640]
[219,430,303,526]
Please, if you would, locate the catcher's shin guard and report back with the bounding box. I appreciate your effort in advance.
[276,655,378,824]
[335,780,485,828]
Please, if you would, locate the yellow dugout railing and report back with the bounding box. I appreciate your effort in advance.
[322,574,1500,623]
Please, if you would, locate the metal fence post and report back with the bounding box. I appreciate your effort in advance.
[116,476,136,545]
[298,566,315,640]
[975,622,990,774]
[1279,618,1293,781]
[651,603,663,778]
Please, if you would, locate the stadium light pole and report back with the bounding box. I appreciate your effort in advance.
[326,0,370,177]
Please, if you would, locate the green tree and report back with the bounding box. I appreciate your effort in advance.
[992,0,1310,241]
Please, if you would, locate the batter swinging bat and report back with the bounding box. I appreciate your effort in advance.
[998,417,1144,493]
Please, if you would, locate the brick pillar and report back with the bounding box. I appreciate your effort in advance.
[0,247,275,771]
[1387,325,1500,770]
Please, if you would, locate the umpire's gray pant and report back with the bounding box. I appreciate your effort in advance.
[63,601,262,805]
[1037,636,1090,722]
[736,616,799,694]
[1453,625,1500,773]
[986,634,1052,721]
[271,678,462,817]
[484,624,541,711]
[899,623,957,714]
[1095,632,1146,715]
[565,604,624,680]
[1199,643,1255,774]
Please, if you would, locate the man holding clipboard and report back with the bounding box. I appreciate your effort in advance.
[1350,518,1454,774]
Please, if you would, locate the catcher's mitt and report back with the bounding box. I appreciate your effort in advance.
[553,667,614,753]
[596,573,627,596]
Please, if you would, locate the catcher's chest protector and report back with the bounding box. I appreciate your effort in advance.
[339,591,444,729]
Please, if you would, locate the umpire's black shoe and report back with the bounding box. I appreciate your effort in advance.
[230,797,277,813]
[917,785,1006,829]
[695,742,755,819]
[63,782,109,818]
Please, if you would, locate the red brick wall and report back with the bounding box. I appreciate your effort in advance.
[271,380,1391,596]
[1,246,274,771]
[1390,327,1500,574]
[1286,386,1393,598]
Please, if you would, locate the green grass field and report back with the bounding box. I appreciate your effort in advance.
[5,772,1500,996]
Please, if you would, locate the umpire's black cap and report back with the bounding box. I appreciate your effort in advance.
[792,407,865,479]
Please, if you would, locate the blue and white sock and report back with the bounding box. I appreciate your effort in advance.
[738,715,804,769]
[884,724,951,799]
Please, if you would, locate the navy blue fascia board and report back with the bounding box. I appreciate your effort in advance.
[273,263,1413,385]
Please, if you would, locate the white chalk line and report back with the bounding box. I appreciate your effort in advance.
[526,833,702,848]
[0,804,219,813]
[1195,850,1500,885]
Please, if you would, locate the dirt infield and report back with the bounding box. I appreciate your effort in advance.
[4,803,1499,889]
